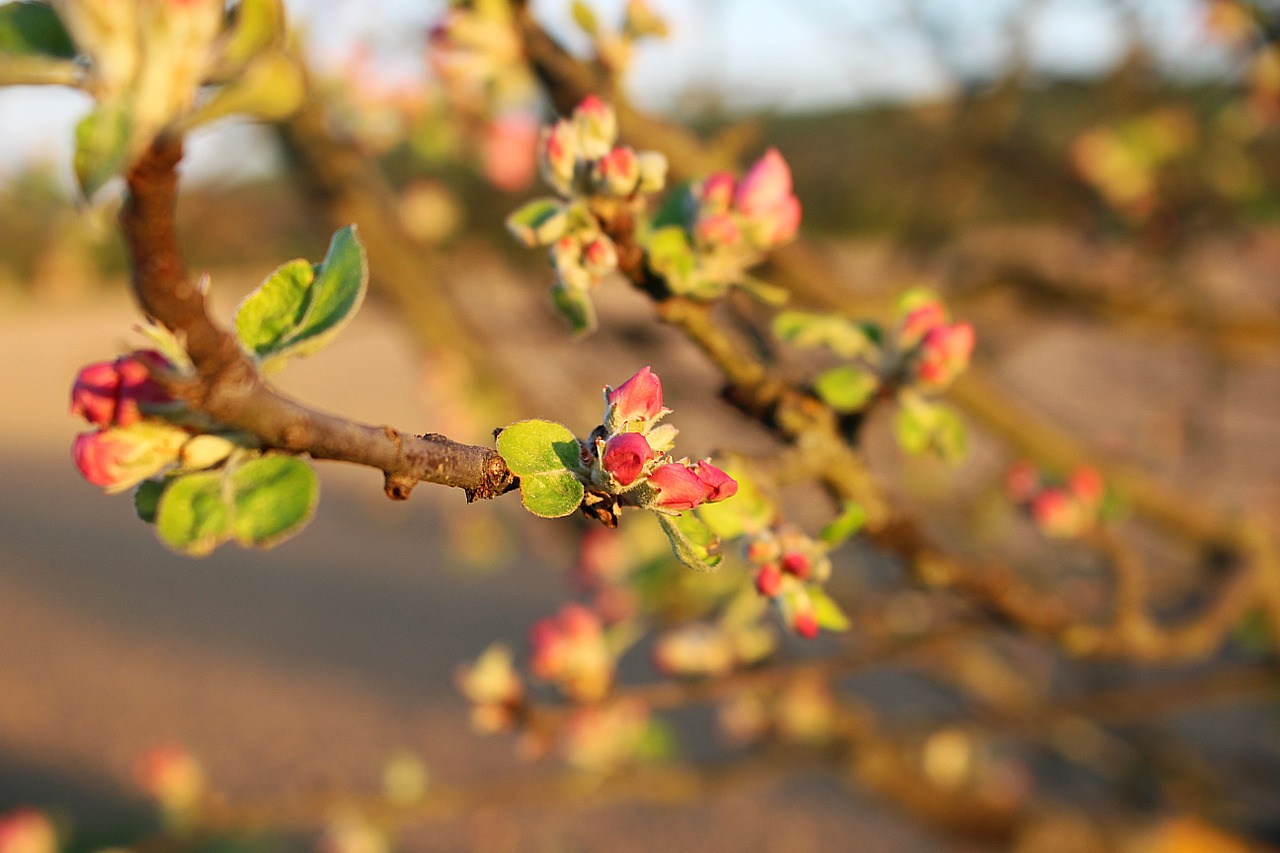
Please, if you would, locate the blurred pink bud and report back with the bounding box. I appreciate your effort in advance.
[530,603,612,702]
[605,365,664,426]
[653,624,734,677]
[0,807,55,853]
[573,94,617,158]
[595,145,640,195]
[917,322,975,389]
[1068,466,1105,507]
[483,113,539,192]
[693,460,738,502]
[746,537,781,565]
[793,608,819,639]
[698,172,736,214]
[456,644,523,733]
[580,237,618,276]
[1031,488,1083,538]
[898,301,947,349]
[754,563,782,597]
[646,462,707,511]
[70,351,172,428]
[694,212,741,248]
[1005,460,1040,503]
[781,551,810,580]
[541,119,579,192]
[602,432,652,487]
[134,743,204,813]
[734,149,793,215]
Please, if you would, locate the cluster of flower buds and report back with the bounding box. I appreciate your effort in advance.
[428,3,529,110]
[1006,462,1107,538]
[0,807,56,853]
[559,698,654,771]
[528,603,615,703]
[507,97,667,330]
[69,352,235,492]
[455,643,526,734]
[895,297,976,392]
[574,0,670,74]
[133,743,206,819]
[745,527,834,639]
[694,149,802,256]
[586,366,738,514]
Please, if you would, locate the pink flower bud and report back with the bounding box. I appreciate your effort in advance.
[580,237,618,276]
[698,172,736,214]
[694,212,741,248]
[70,351,172,428]
[1068,466,1105,507]
[134,743,204,813]
[734,148,793,216]
[602,432,652,487]
[595,145,640,196]
[483,113,538,192]
[899,301,947,349]
[781,551,810,580]
[754,563,782,597]
[646,462,708,511]
[793,608,819,639]
[1031,488,1083,538]
[529,603,612,702]
[573,94,617,159]
[605,365,664,426]
[693,460,738,502]
[746,537,781,565]
[1005,460,1040,503]
[916,322,975,389]
[72,422,187,493]
[0,808,55,853]
[541,119,579,192]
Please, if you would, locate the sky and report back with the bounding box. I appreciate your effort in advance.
[0,0,1235,187]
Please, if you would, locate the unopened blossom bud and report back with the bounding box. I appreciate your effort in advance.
[792,608,819,639]
[746,537,781,565]
[781,550,811,580]
[899,301,947,350]
[134,743,204,815]
[604,365,664,428]
[698,172,736,215]
[693,460,738,502]
[635,150,668,194]
[71,351,173,428]
[653,624,735,677]
[529,603,613,702]
[646,462,707,512]
[573,94,617,159]
[540,119,580,193]
[73,421,188,493]
[1005,460,1040,503]
[1031,488,1084,538]
[456,643,523,708]
[1068,466,1104,507]
[594,145,640,196]
[694,212,741,249]
[0,807,55,853]
[580,236,618,277]
[602,432,652,487]
[916,322,975,389]
[734,148,801,247]
[754,563,783,597]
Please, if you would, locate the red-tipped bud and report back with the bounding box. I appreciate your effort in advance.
[781,551,811,580]
[754,563,783,597]
[580,237,618,276]
[602,432,652,487]
[898,301,946,349]
[916,322,975,389]
[694,212,741,248]
[646,462,708,511]
[734,148,793,216]
[793,609,820,639]
[595,145,640,196]
[541,119,579,192]
[1031,488,1083,538]
[698,172,736,214]
[70,351,172,428]
[605,365,664,427]
[1068,466,1105,507]
[693,460,738,503]
[573,94,617,159]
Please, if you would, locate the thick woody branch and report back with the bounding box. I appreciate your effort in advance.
[120,136,514,501]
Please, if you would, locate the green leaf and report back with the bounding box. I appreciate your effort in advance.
[0,2,74,57]
[737,275,789,306]
[809,586,850,632]
[496,420,585,519]
[234,225,368,370]
[646,226,698,293]
[894,398,934,456]
[894,398,968,461]
[550,280,597,335]
[570,0,599,35]
[930,403,969,463]
[73,101,131,197]
[183,50,304,129]
[814,364,880,413]
[134,478,166,524]
[656,512,722,572]
[774,311,876,358]
[219,0,286,71]
[155,471,232,557]
[506,198,569,247]
[650,182,693,230]
[229,454,319,548]
[819,501,866,547]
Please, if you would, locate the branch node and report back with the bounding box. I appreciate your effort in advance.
[384,472,417,501]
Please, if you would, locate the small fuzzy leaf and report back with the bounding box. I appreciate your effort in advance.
[496,420,585,518]
[894,399,935,456]
[646,226,697,292]
[234,225,368,369]
[551,280,597,335]
[570,0,599,35]
[155,471,232,557]
[73,101,131,197]
[0,2,74,57]
[506,198,569,247]
[134,478,166,524]
[184,50,304,129]
[930,403,969,463]
[809,586,851,632]
[229,454,319,548]
[774,311,876,359]
[814,364,880,413]
[656,512,722,572]
[894,399,968,460]
[819,501,867,547]
[515,469,585,518]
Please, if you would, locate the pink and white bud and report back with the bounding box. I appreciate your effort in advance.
[133,743,204,815]
[604,365,665,428]
[1031,488,1084,538]
[573,94,617,159]
[792,608,819,639]
[601,432,652,487]
[1068,466,1105,508]
[653,624,735,677]
[594,145,640,196]
[635,150,668,194]
[72,421,187,493]
[529,603,613,702]
[580,236,618,277]
[698,172,736,215]
[70,351,173,428]
[694,212,741,249]
[916,322,975,389]
[646,462,708,512]
[734,149,802,249]
[0,807,55,853]
[540,119,580,193]
[693,460,738,503]
[898,301,947,350]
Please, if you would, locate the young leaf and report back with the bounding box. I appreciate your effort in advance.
[656,512,722,572]
[737,276,790,306]
[134,478,166,524]
[155,471,232,557]
[808,586,851,632]
[650,182,694,230]
[506,198,569,247]
[229,454,319,548]
[814,364,880,413]
[218,0,286,71]
[183,50,304,129]
[930,403,969,463]
[819,501,867,547]
[0,2,74,57]
[570,0,599,35]
[646,226,697,293]
[74,101,132,198]
[774,311,876,359]
[234,225,368,371]
[496,420,585,518]
[551,280,597,335]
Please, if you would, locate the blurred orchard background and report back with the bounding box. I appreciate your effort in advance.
[1,0,1280,851]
